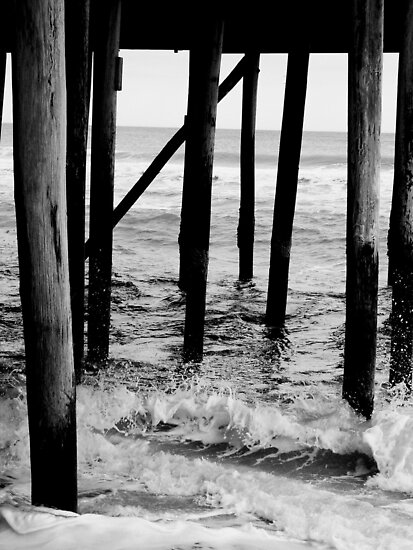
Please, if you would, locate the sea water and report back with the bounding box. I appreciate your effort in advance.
[1,124,413,549]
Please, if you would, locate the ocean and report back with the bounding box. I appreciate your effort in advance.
[1,123,412,549]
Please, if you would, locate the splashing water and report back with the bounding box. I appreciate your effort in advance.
[1,126,410,549]
[2,378,413,549]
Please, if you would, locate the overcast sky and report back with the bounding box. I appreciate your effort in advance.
[2,50,399,133]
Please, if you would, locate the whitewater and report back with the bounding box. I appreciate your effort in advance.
[1,125,413,549]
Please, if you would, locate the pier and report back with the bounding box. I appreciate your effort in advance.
[0,0,412,511]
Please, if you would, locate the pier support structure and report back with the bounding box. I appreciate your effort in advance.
[265,50,309,327]
[12,0,77,511]
[238,52,260,281]
[0,50,5,140]
[65,0,92,382]
[179,18,224,362]
[88,0,121,363]
[388,0,413,388]
[81,56,247,251]
[343,0,383,418]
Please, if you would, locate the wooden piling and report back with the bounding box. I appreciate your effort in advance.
[179,18,224,363]
[265,50,309,327]
[87,0,121,363]
[343,0,383,418]
[388,0,413,388]
[65,0,91,383]
[0,51,5,140]
[12,0,77,511]
[238,52,260,281]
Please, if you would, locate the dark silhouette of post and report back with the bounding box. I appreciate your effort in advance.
[12,0,77,511]
[388,0,413,388]
[88,0,121,363]
[265,51,309,327]
[65,0,92,383]
[238,52,260,281]
[179,18,224,362]
[343,0,383,418]
[0,50,5,141]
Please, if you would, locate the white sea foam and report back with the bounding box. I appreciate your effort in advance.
[364,407,413,494]
[0,125,406,549]
[3,382,413,548]
[0,505,314,550]
[0,382,406,477]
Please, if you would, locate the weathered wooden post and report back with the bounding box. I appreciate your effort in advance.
[343,0,383,418]
[87,0,121,363]
[0,50,5,140]
[12,0,77,511]
[65,0,92,383]
[387,0,413,388]
[265,50,309,327]
[238,52,260,281]
[179,18,224,362]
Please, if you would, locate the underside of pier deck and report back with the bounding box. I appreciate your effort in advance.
[0,1,404,54]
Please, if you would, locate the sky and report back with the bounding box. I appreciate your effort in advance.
[2,50,399,133]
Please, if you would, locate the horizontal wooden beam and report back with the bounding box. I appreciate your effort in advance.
[0,0,404,53]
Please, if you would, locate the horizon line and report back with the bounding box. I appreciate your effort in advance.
[0,121,396,136]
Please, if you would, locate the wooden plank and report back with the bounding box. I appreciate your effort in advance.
[87,0,121,363]
[388,0,413,388]
[343,0,383,418]
[180,18,224,362]
[238,52,260,281]
[65,0,92,383]
[12,0,77,511]
[111,125,186,230]
[265,51,309,327]
[83,55,247,261]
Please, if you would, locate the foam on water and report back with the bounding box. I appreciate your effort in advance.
[0,126,408,548]
[3,382,413,548]
[364,396,413,494]
[0,505,314,550]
